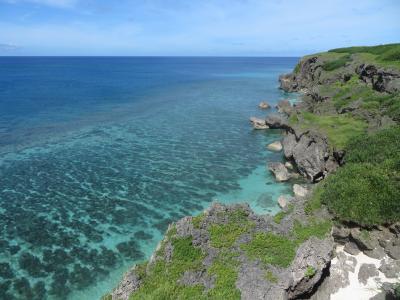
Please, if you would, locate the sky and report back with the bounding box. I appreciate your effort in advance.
[0,0,399,56]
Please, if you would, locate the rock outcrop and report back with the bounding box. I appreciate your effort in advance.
[282,129,339,182]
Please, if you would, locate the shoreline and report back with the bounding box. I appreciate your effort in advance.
[107,44,400,299]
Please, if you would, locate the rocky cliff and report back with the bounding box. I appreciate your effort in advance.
[105,45,400,300]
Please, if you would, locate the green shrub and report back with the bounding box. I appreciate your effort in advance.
[345,126,400,164]
[320,163,399,225]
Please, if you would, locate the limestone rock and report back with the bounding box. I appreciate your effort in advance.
[265,113,290,129]
[379,259,400,278]
[250,117,269,130]
[358,263,379,285]
[287,237,334,299]
[293,184,309,198]
[277,195,289,209]
[267,141,283,152]
[276,99,293,115]
[111,268,141,300]
[268,162,291,182]
[285,161,294,169]
[282,130,335,182]
[258,101,271,109]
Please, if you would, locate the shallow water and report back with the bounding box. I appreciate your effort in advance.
[0,57,297,300]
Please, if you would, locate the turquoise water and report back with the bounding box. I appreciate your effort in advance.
[0,57,297,299]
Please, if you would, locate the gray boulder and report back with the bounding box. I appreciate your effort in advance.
[282,130,335,182]
[358,263,379,285]
[287,237,334,299]
[268,162,291,182]
[265,113,290,129]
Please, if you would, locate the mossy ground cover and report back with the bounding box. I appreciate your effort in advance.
[273,204,294,224]
[312,126,400,226]
[289,112,367,149]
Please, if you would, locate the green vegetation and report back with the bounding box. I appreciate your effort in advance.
[293,219,332,244]
[317,126,400,226]
[273,204,294,224]
[289,112,367,149]
[207,252,241,299]
[241,232,297,267]
[329,43,400,69]
[322,54,351,71]
[130,235,205,299]
[304,266,316,278]
[192,213,204,229]
[304,187,323,215]
[394,283,400,298]
[265,270,278,283]
[209,208,255,248]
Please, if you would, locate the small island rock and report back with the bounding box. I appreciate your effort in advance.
[258,101,271,109]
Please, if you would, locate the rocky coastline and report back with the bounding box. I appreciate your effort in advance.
[104,45,400,300]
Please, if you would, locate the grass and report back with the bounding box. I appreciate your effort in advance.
[293,219,332,244]
[241,232,297,268]
[318,126,400,226]
[209,208,255,248]
[192,213,204,229]
[273,204,294,224]
[304,187,323,215]
[289,112,368,149]
[207,252,241,299]
[129,236,206,299]
[321,54,351,71]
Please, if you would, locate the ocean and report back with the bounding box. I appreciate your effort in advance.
[0,57,298,299]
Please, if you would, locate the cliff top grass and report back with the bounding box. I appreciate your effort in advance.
[329,43,400,70]
[289,112,368,149]
[312,126,400,226]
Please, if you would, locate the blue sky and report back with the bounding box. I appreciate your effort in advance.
[0,0,399,56]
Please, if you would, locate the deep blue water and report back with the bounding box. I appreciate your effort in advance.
[0,57,298,299]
